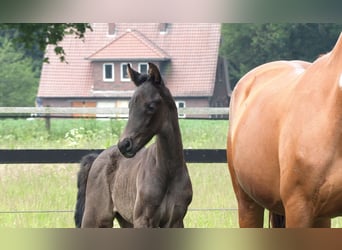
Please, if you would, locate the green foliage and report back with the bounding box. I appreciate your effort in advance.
[0,118,228,149]
[1,23,92,62]
[0,35,39,106]
[0,119,127,149]
[220,23,342,87]
[0,23,91,107]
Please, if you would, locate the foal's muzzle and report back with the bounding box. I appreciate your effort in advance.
[118,138,136,158]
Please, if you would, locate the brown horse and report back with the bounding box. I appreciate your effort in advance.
[74,63,192,228]
[227,33,342,228]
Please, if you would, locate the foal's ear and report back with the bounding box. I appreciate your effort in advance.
[148,62,163,86]
[127,64,145,86]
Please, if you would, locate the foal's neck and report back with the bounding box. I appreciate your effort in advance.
[155,108,184,172]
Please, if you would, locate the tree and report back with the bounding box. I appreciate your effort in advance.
[220,23,342,87]
[0,35,39,106]
[1,23,92,62]
[0,24,91,107]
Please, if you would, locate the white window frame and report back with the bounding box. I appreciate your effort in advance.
[138,63,149,74]
[103,63,114,82]
[121,63,131,82]
[176,101,186,118]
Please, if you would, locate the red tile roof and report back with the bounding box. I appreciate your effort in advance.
[87,30,170,61]
[38,23,221,98]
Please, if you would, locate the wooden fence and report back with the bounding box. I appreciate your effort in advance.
[0,107,229,164]
[0,149,227,164]
[0,107,234,220]
[0,107,229,117]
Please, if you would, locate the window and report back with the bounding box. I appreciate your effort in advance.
[176,101,186,118]
[103,63,114,82]
[139,63,149,74]
[121,63,131,81]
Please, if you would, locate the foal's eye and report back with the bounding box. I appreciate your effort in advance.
[146,102,157,114]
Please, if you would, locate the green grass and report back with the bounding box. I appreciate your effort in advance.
[2,161,339,228]
[0,118,127,149]
[0,163,237,228]
[0,118,231,228]
[2,118,342,228]
[0,118,228,149]
[0,164,78,227]
[185,163,237,228]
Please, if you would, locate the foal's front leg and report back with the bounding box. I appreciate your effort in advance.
[133,203,160,228]
[82,163,115,228]
[82,186,115,228]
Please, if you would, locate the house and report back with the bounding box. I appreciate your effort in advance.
[37,23,231,118]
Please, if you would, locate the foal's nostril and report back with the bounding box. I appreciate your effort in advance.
[124,138,133,152]
[118,138,135,158]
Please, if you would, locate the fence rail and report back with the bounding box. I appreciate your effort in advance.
[0,109,231,219]
[0,107,229,116]
[0,149,227,164]
[0,107,228,163]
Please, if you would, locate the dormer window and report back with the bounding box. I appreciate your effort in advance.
[103,63,114,81]
[121,63,131,81]
[139,63,149,74]
[159,23,170,34]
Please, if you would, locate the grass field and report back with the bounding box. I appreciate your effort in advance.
[0,163,237,228]
[0,118,236,228]
[1,118,342,228]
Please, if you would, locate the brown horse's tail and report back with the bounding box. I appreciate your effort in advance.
[74,153,98,228]
[269,212,286,228]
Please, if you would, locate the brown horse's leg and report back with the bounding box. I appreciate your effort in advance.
[227,133,264,227]
[228,179,265,227]
[227,148,264,226]
[282,193,314,228]
[236,190,265,228]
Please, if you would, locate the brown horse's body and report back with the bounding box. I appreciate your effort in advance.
[75,63,192,228]
[228,34,342,228]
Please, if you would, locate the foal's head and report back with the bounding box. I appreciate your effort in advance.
[118,62,177,158]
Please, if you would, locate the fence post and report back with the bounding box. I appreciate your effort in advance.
[45,106,51,133]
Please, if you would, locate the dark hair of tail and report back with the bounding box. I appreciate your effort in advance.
[74,153,98,228]
[269,212,286,228]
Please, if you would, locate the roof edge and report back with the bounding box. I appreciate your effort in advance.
[85,57,171,62]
